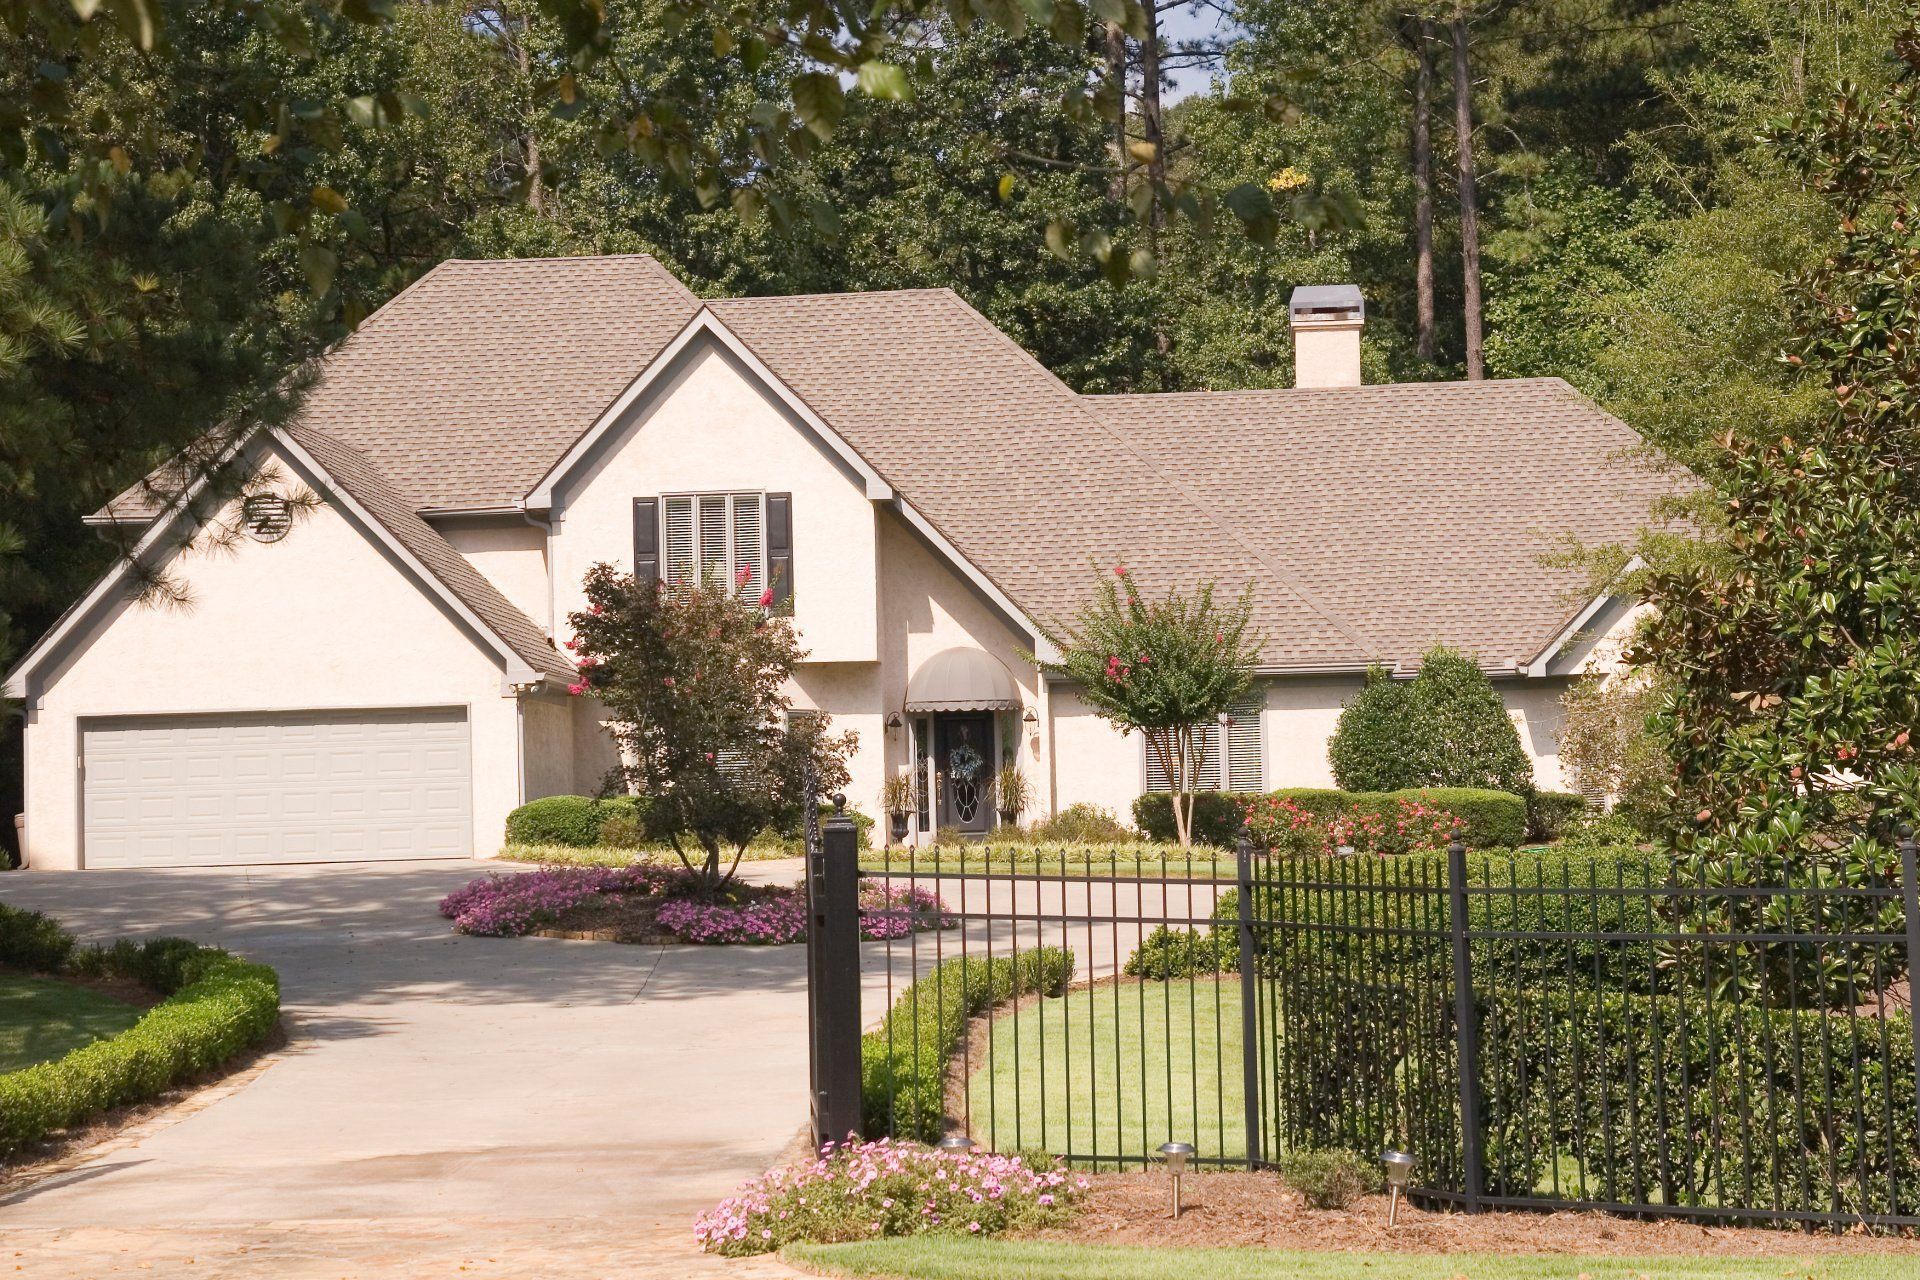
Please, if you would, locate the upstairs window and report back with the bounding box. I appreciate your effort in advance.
[664,493,764,594]
[641,492,794,613]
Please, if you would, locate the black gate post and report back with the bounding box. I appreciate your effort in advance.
[1236,827,1263,1170]
[1447,827,1485,1212]
[807,794,863,1149]
[1900,825,1920,1142]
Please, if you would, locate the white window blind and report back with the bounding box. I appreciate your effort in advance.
[660,492,768,595]
[1143,693,1264,792]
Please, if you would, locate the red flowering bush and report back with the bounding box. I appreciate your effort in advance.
[1243,794,1459,856]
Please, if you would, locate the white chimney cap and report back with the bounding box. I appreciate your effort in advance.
[1289,284,1365,325]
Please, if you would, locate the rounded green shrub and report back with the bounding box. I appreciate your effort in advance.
[505,795,602,847]
[1328,665,1419,792]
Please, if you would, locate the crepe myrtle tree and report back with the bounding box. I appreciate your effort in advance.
[566,561,853,892]
[1036,566,1260,847]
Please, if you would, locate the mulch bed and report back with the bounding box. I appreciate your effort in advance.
[1033,1171,1920,1256]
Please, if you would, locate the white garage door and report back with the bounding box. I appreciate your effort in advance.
[81,708,472,868]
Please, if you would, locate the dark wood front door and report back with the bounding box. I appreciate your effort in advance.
[935,714,994,836]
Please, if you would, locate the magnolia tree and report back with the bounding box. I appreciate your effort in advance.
[1631,32,1920,999]
[566,563,854,892]
[1037,567,1260,847]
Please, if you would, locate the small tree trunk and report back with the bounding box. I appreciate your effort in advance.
[1410,17,1437,361]
[1451,14,1485,380]
[1139,5,1167,214]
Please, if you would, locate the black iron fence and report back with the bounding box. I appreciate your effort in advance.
[807,815,1920,1228]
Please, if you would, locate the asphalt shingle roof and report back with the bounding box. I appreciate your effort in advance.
[95,255,1675,672]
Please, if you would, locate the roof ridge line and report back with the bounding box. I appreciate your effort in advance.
[937,293,1387,662]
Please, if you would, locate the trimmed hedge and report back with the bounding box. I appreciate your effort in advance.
[1135,786,1527,850]
[861,946,1074,1142]
[0,912,280,1158]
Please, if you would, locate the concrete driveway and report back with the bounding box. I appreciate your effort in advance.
[0,860,814,1279]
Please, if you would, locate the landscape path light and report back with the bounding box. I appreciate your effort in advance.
[935,1134,975,1155]
[1381,1149,1415,1226]
[1158,1141,1196,1218]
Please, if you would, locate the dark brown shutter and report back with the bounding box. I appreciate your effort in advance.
[633,497,660,584]
[766,493,794,614]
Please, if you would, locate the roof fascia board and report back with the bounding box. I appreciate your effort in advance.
[893,498,1058,665]
[271,430,540,685]
[1522,555,1645,677]
[525,310,894,512]
[3,428,262,703]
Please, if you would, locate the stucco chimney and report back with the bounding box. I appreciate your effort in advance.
[1289,284,1365,388]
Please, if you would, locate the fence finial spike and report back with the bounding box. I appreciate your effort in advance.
[1900,821,1915,845]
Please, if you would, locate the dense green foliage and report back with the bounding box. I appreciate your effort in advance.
[1323,667,1413,793]
[1329,648,1532,796]
[505,795,610,847]
[0,908,279,1157]
[1626,15,1920,1002]
[862,947,1074,1142]
[1524,791,1589,843]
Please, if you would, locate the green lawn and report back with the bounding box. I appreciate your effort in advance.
[965,977,1243,1165]
[785,1239,1917,1280]
[0,974,143,1074]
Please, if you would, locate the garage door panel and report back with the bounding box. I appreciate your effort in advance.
[82,708,471,868]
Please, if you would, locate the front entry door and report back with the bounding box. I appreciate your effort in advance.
[935,714,994,836]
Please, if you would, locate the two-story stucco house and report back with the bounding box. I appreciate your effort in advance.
[3,255,1669,869]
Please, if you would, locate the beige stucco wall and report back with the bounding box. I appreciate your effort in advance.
[1046,671,1580,832]
[437,517,551,631]
[18,456,525,869]
[547,337,879,663]
[521,693,577,805]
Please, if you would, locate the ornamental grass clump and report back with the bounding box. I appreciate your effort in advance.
[693,1137,1085,1256]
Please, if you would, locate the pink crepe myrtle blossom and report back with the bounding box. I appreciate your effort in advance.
[567,682,587,697]
[758,588,775,608]
[736,564,753,587]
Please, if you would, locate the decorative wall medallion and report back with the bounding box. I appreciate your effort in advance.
[242,493,293,543]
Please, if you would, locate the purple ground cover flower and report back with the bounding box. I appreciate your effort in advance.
[438,863,690,937]
[440,865,954,945]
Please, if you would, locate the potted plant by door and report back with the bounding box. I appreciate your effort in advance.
[882,773,917,846]
[993,763,1031,829]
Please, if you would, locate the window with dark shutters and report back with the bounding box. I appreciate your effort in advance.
[646,492,784,610]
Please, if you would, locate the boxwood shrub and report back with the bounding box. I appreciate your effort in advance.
[861,946,1074,1142]
[503,794,665,848]
[1134,786,1527,850]
[0,912,280,1158]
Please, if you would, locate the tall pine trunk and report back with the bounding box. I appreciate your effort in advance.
[1107,22,1129,203]
[1451,15,1485,379]
[1410,18,1437,361]
[1140,3,1171,358]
